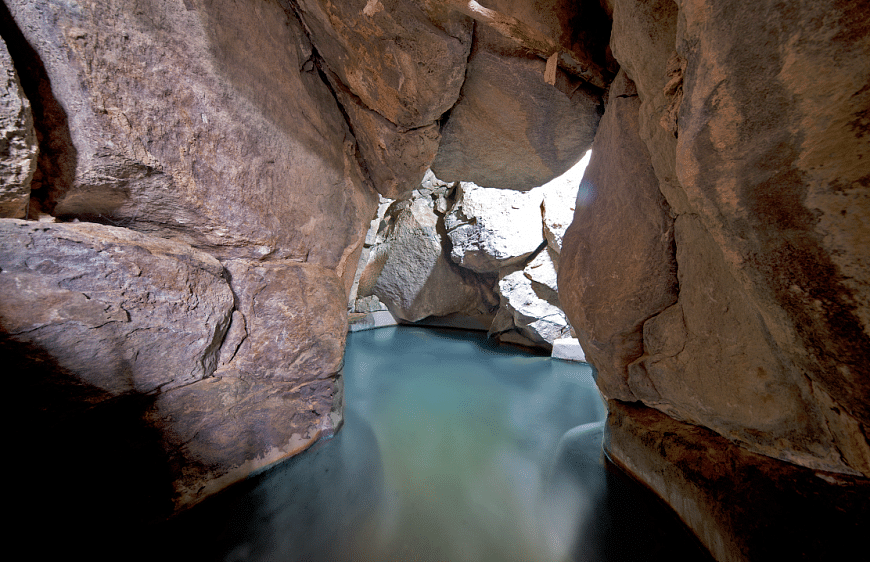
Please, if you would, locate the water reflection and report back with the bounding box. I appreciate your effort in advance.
[164,327,710,562]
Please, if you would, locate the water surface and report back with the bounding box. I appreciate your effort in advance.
[164,327,711,561]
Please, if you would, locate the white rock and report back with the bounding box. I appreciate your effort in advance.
[552,338,588,362]
[445,182,544,273]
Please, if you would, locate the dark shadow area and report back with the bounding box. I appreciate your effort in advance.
[3,334,176,559]
[0,1,77,214]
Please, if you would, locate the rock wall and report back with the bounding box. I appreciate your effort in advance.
[558,0,870,548]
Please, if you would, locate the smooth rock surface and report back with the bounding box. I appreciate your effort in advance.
[552,338,587,363]
[559,72,678,402]
[0,218,234,397]
[605,401,869,562]
[431,27,603,190]
[370,196,498,323]
[0,35,36,218]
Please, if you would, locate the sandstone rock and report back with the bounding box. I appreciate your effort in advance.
[630,214,849,473]
[558,73,678,402]
[370,195,498,323]
[431,27,603,190]
[4,0,376,273]
[445,181,545,273]
[150,259,348,508]
[605,401,869,562]
[293,0,473,130]
[671,0,870,473]
[0,219,234,397]
[0,35,37,218]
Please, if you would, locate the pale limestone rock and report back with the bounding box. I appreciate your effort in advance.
[0,36,36,218]
[0,219,234,397]
[445,181,545,273]
[371,196,498,323]
[494,248,571,347]
[551,338,587,362]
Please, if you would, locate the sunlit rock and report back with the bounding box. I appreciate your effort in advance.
[445,181,545,274]
[0,36,36,218]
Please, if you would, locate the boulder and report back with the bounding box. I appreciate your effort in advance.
[4,0,376,274]
[150,259,348,508]
[445,181,545,273]
[493,247,571,347]
[559,71,678,402]
[431,27,603,190]
[0,219,234,397]
[0,35,37,218]
[370,195,498,323]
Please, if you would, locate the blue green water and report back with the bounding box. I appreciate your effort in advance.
[164,326,711,561]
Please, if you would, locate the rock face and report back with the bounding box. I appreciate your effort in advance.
[445,181,545,273]
[560,0,870,484]
[0,35,36,218]
[0,219,234,396]
[3,0,376,274]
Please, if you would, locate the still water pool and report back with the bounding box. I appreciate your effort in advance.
[166,326,711,562]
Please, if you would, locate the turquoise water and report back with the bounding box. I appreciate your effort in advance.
[163,326,711,561]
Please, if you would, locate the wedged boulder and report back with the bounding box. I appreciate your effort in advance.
[293,0,473,130]
[0,219,234,397]
[0,35,37,218]
[369,194,498,323]
[431,26,603,190]
[150,259,347,508]
[445,181,546,273]
[493,247,571,347]
[4,0,376,272]
[558,72,678,402]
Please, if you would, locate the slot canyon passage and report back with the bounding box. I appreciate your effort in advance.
[1,0,868,560]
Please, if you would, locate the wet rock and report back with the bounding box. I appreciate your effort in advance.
[0,218,234,397]
[0,36,37,218]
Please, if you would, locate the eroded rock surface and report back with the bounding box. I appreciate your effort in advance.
[0,36,36,218]
[0,219,234,396]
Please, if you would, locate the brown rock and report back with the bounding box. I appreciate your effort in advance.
[605,401,869,562]
[4,0,376,269]
[0,218,234,397]
[558,71,678,402]
[431,27,603,190]
[293,0,473,130]
[0,35,37,218]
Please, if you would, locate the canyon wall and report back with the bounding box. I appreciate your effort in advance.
[3,0,869,556]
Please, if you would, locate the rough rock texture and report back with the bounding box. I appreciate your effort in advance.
[605,401,869,562]
[445,181,546,273]
[150,260,347,508]
[0,219,234,396]
[559,71,678,402]
[431,27,603,190]
[369,193,499,323]
[292,0,472,198]
[492,247,571,347]
[4,0,376,275]
[0,36,36,218]
[560,0,870,482]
